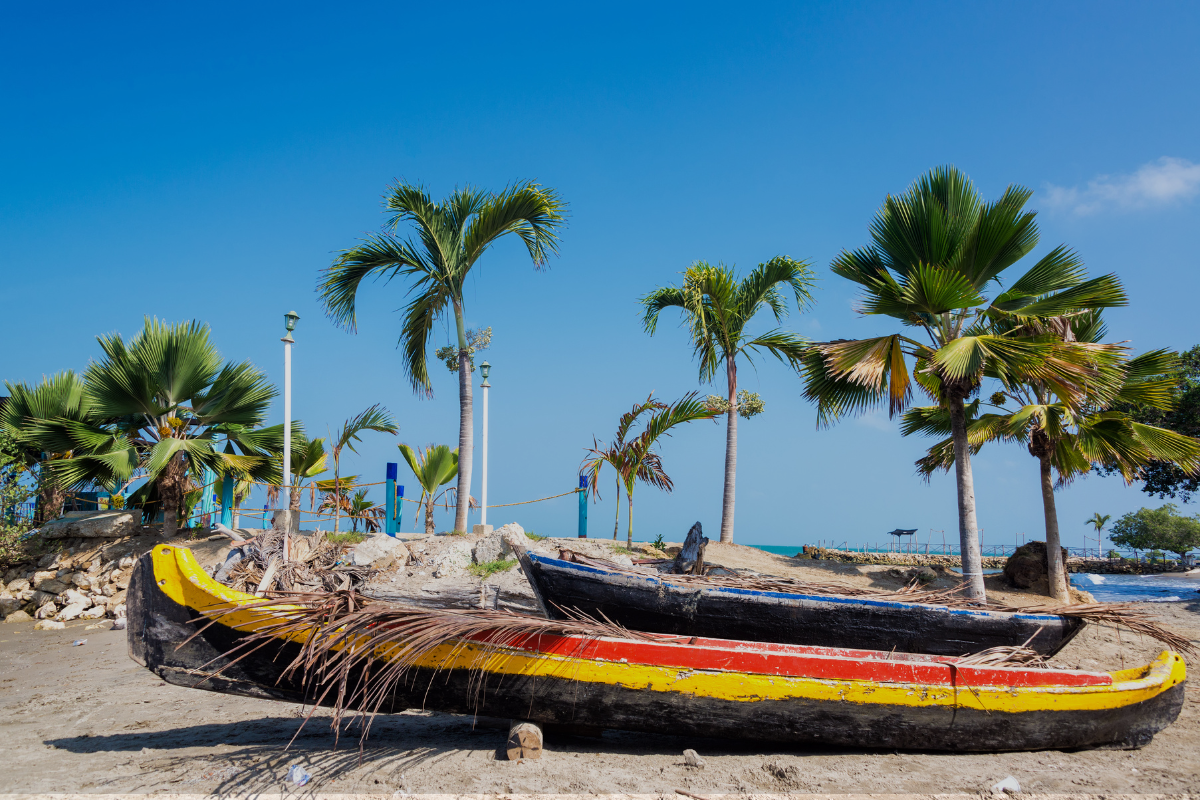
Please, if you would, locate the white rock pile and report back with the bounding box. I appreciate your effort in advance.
[1,551,133,628]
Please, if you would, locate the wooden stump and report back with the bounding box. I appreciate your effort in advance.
[506,719,543,760]
[672,521,709,574]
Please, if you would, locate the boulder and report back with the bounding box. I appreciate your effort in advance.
[57,602,87,622]
[1004,541,1069,589]
[34,619,65,630]
[35,601,58,619]
[32,570,56,585]
[41,510,141,539]
[472,534,508,564]
[80,605,106,620]
[101,584,117,598]
[350,535,410,569]
[62,589,91,608]
[5,578,30,594]
[0,595,20,616]
[29,590,56,607]
[35,577,69,595]
[4,609,33,623]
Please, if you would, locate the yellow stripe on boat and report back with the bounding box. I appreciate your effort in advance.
[152,545,1185,716]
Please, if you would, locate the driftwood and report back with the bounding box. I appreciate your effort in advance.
[672,521,708,575]
[507,720,543,760]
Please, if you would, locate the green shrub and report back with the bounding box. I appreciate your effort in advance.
[468,558,516,578]
[525,531,548,541]
[651,533,666,550]
[1107,549,1122,559]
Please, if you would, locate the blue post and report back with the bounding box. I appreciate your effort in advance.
[385,463,398,537]
[262,504,270,530]
[397,484,404,531]
[220,475,234,528]
[577,474,588,539]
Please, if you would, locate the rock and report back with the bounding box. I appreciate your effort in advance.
[34,619,66,630]
[111,602,126,618]
[41,510,142,539]
[350,535,410,569]
[110,590,126,608]
[472,534,508,564]
[32,570,56,585]
[57,602,87,621]
[62,589,91,608]
[37,553,57,568]
[35,602,58,619]
[102,584,116,597]
[5,578,30,594]
[115,574,130,590]
[991,776,1020,794]
[1004,541,1069,589]
[80,605,106,620]
[111,616,127,630]
[29,590,55,606]
[35,578,69,595]
[119,556,135,569]
[0,595,21,616]
[68,572,90,589]
[914,566,938,584]
[683,749,706,768]
[4,609,33,623]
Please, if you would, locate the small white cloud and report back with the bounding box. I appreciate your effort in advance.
[1042,157,1200,215]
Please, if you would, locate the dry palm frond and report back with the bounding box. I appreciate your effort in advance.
[222,530,371,594]
[193,592,650,748]
[559,550,1197,656]
[956,645,1047,668]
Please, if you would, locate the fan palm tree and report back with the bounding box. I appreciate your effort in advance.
[801,166,1127,600]
[319,181,568,534]
[287,433,329,514]
[328,405,397,534]
[581,396,666,540]
[1085,512,1112,555]
[642,258,816,543]
[35,319,285,538]
[1,371,91,522]
[583,392,716,548]
[908,347,1200,601]
[397,443,461,534]
[348,488,383,533]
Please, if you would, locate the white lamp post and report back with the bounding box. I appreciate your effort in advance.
[281,311,300,553]
[475,361,492,534]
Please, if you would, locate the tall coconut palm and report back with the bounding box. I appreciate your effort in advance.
[397,443,460,534]
[37,319,285,538]
[1085,512,1112,554]
[583,393,716,548]
[801,166,1127,600]
[642,258,816,543]
[581,396,666,540]
[905,346,1200,601]
[320,182,568,534]
[1,371,91,522]
[328,405,397,534]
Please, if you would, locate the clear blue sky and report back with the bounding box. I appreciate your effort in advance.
[3,2,1199,548]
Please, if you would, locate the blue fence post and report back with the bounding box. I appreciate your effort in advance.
[577,474,588,539]
[220,475,234,528]
[262,504,270,530]
[385,463,398,537]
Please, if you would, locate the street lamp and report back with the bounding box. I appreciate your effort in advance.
[477,361,491,533]
[281,311,300,550]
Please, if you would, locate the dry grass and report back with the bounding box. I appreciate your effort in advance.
[224,530,371,594]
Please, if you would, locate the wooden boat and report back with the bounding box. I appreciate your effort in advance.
[513,546,1086,657]
[125,544,1186,752]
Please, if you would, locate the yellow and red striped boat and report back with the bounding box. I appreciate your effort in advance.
[127,545,1186,752]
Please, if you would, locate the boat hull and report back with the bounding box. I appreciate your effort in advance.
[127,546,1186,752]
[526,553,1084,657]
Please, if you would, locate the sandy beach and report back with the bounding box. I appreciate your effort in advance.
[3,537,1199,797]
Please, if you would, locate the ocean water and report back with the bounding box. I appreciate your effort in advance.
[747,544,805,556]
[1072,572,1200,603]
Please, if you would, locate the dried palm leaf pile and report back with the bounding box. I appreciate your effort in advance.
[192,591,650,746]
[222,530,372,594]
[561,550,1197,656]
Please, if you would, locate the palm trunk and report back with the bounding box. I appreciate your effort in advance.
[425,497,436,534]
[947,392,986,600]
[289,484,301,512]
[613,476,620,540]
[38,481,65,524]
[1038,452,1071,603]
[159,451,189,539]
[453,305,473,534]
[626,490,633,549]
[719,355,738,544]
[333,458,341,535]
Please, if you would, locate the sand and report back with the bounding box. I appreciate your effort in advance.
[1,537,1198,796]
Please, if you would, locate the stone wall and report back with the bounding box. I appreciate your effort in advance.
[803,548,1008,569]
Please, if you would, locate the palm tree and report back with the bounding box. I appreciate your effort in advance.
[1086,512,1112,554]
[801,166,1126,600]
[38,319,284,538]
[583,393,716,548]
[642,258,816,543]
[397,443,461,534]
[319,181,568,534]
[348,488,383,533]
[905,347,1200,601]
[328,405,397,534]
[582,396,666,540]
[1,371,91,522]
[287,433,329,514]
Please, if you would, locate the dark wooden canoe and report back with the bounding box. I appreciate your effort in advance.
[513,546,1086,657]
[125,544,1186,752]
